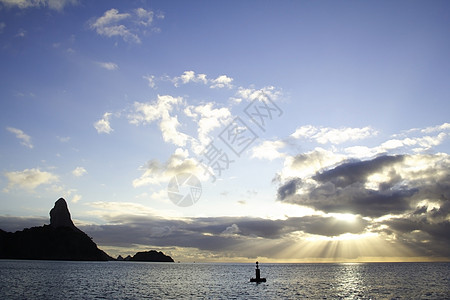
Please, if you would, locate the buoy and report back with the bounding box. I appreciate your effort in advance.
[250,261,266,283]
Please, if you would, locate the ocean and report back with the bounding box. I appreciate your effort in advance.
[0,260,448,299]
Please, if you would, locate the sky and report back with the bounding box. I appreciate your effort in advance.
[0,0,449,262]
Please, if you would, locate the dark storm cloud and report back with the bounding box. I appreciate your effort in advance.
[313,155,404,188]
[277,154,450,218]
[279,181,415,218]
[277,178,301,200]
[77,214,370,254]
[274,153,450,257]
[376,205,450,257]
[2,213,369,255]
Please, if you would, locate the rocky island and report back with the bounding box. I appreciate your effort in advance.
[0,198,174,263]
[128,250,174,262]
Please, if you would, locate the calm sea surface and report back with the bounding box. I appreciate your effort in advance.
[0,260,448,299]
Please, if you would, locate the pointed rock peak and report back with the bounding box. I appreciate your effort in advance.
[50,198,77,230]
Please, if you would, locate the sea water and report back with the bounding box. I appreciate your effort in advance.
[0,260,449,299]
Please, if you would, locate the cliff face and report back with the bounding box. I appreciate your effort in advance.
[50,198,78,231]
[0,198,112,261]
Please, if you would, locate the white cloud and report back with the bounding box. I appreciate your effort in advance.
[173,71,208,87]
[420,122,450,134]
[90,7,163,44]
[291,125,377,144]
[6,127,33,148]
[380,133,447,153]
[135,8,154,26]
[251,140,286,161]
[97,61,119,70]
[236,86,281,102]
[94,112,113,134]
[210,75,233,89]
[4,168,58,191]
[129,95,189,146]
[398,122,450,136]
[184,102,232,147]
[160,115,189,146]
[143,75,156,88]
[0,0,78,11]
[129,95,181,124]
[72,167,87,177]
[155,71,236,90]
[345,125,448,157]
[90,8,139,43]
[0,22,5,34]
[133,148,203,187]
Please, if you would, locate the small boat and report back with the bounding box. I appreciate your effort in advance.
[250,261,266,283]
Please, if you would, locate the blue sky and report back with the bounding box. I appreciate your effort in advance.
[1,0,449,262]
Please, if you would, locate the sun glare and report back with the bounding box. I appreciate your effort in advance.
[330,213,358,222]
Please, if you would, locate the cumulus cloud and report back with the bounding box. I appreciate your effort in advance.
[161,71,235,89]
[251,140,286,160]
[210,75,233,89]
[132,148,202,187]
[236,86,282,102]
[3,168,58,191]
[135,7,154,26]
[0,0,78,11]
[129,95,189,146]
[96,61,118,70]
[184,102,232,148]
[173,71,208,87]
[291,125,377,144]
[90,8,139,43]
[72,167,87,177]
[344,122,449,158]
[400,122,450,135]
[94,112,114,134]
[6,127,33,148]
[90,7,162,44]
[380,133,447,153]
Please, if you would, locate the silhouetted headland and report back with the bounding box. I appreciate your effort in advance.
[0,198,174,262]
[0,198,112,261]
